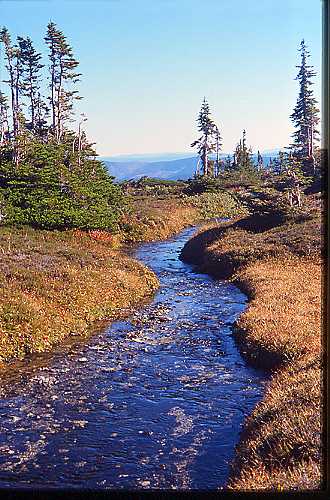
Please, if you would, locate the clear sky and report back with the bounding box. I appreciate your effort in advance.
[0,0,322,156]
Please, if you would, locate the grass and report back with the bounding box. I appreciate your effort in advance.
[0,226,159,366]
[119,190,243,243]
[119,196,199,243]
[181,191,323,491]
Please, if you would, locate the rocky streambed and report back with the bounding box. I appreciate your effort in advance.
[0,226,266,490]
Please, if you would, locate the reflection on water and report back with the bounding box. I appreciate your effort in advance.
[0,227,266,490]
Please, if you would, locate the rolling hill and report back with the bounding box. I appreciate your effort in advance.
[101,151,280,181]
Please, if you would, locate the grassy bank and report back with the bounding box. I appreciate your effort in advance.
[0,190,241,366]
[181,192,323,491]
[120,190,243,243]
[0,226,159,366]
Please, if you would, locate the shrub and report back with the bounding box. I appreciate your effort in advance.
[0,141,127,230]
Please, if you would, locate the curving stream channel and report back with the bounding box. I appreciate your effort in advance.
[0,226,266,490]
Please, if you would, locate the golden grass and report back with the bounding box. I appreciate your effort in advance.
[227,258,322,491]
[0,227,159,365]
[121,191,242,243]
[181,200,323,491]
[122,201,198,242]
[234,256,322,363]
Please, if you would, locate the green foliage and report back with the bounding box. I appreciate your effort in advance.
[121,177,187,198]
[182,191,245,219]
[0,138,126,230]
[191,98,222,177]
[184,175,221,194]
[217,168,262,189]
[232,129,256,173]
[289,39,320,169]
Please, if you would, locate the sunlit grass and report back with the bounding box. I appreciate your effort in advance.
[0,226,159,365]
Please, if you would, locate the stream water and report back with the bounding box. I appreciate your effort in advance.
[0,226,266,490]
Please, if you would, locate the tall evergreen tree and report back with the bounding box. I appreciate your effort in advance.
[44,22,81,143]
[191,98,218,177]
[17,36,45,131]
[257,150,263,171]
[214,125,222,176]
[0,27,21,139]
[290,40,320,175]
[0,23,126,231]
[224,154,233,171]
[232,129,255,171]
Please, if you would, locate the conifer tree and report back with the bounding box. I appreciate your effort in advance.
[17,36,45,131]
[257,150,263,171]
[233,130,255,171]
[45,22,81,143]
[278,152,312,207]
[191,98,217,177]
[224,154,233,171]
[0,23,126,231]
[214,125,222,176]
[290,40,320,175]
[271,151,286,175]
[0,27,21,139]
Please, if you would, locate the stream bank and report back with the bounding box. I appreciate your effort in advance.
[0,226,266,490]
[180,203,323,491]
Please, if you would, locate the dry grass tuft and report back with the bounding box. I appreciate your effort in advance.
[234,256,322,365]
[0,227,159,365]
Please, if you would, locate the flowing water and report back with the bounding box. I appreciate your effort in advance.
[0,226,266,490]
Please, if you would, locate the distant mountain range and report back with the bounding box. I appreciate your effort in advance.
[100,150,281,181]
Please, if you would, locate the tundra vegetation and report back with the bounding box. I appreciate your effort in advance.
[0,22,324,493]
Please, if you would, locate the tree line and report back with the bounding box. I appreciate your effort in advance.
[191,40,321,206]
[0,27,322,228]
[0,23,125,229]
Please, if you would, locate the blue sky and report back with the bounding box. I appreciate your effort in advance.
[0,0,322,155]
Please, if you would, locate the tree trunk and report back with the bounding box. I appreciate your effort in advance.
[50,40,56,133]
[203,141,208,176]
[29,67,35,129]
[56,60,64,143]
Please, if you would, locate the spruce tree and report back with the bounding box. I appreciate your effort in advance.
[0,23,126,231]
[191,98,217,177]
[214,125,222,176]
[290,40,320,175]
[224,154,233,171]
[257,150,263,171]
[17,36,45,132]
[0,27,20,139]
[44,22,82,143]
[233,130,255,171]
[278,152,312,207]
